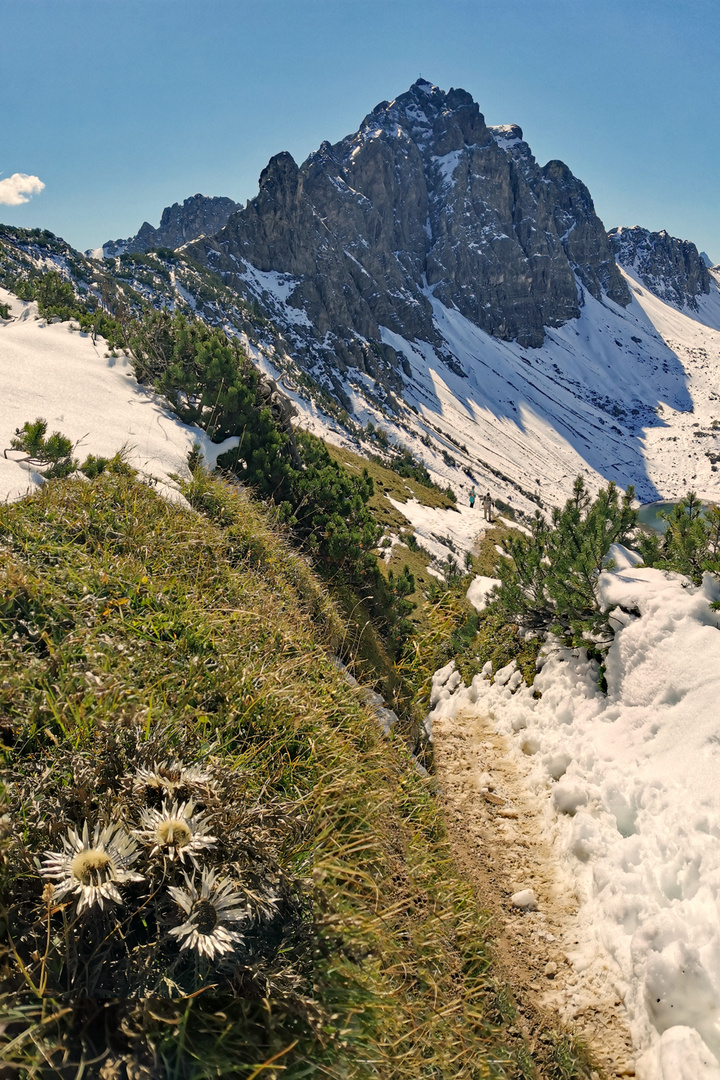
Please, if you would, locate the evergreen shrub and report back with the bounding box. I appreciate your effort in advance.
[130,312,416,655]
[638,491,720,585]
[493,476,637,648]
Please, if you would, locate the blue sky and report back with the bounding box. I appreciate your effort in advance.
[1,0,718,260]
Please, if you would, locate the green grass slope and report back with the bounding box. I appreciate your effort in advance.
[0,470,591,1079]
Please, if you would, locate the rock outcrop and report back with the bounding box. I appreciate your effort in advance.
[608,225,711,311]
[190,79,630,381]
[98,194,241,257]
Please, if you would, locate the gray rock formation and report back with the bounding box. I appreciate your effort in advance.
[700,251,714,269]
[98,194,241,257]
[608,226,711,311]
[189,79,629,382]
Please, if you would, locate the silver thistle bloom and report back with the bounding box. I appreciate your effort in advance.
[41,821,144,913]
[168,868,246,960]
[132,760,213,798]
[136,800,216,865]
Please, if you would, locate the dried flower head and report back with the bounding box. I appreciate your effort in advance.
[41,821,144,913]
[132,760,213,798]
[136,800,216,865]
[168,868,246,960]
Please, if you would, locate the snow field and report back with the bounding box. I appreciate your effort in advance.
[430,552,720,1077]
[291,264,720,518]
[384,494,483,564]
[0,288,238,504]
[251,259,720,547]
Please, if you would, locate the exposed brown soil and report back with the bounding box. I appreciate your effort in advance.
[433,704,637,1078]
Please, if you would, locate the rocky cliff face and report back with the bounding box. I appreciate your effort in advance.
[99,194,241,257]
[608,225,711,311]
[190,80,630,385]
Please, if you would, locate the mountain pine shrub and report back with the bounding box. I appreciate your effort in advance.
[494,476,637,647]
[33,269,77,320]
[637,491,720,584]
[8,418,134,482]
[7,265,127,348]
[9,417,77,478]
[130,310,293,497]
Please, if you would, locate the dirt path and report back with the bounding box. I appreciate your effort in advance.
[432,705,636,1078]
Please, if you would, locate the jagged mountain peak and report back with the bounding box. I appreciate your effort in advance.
[190,78,629,386]
[350,79,495,165]
[608,224,711,311]
[96,193,241,258]
[348,81,528,176]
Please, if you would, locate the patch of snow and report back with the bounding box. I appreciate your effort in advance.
[428,558,720,1074]
[239,263,311,327]
[343,249,371,277]
[384,495,482,562]
[466,575,500,612]
[432,148,463,187]
[378,531,401,562]
[490,125,524,150]
[0,288,227,505]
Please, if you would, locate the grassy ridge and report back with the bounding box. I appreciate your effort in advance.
[0,471,592,1078]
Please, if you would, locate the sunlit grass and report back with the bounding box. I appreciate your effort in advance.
[0,470,594,1078]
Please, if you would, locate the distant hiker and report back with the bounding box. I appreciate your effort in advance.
[469,488,476,508]
[483,492,492,521]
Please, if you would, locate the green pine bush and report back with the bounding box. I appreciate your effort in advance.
[638,492,720,584]
[10,417,77,478]
[494,476,637,647]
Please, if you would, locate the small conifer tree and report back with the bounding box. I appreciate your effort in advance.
[9,418,77,478]
[495,476,637,646]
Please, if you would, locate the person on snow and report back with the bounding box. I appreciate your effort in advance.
[469,488,476,508]
[483,492,493,521]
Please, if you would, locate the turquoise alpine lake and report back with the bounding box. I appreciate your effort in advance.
[637,500,716,534]
[637,502,679,534]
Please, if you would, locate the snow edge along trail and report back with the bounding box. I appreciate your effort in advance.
[432,702,636,1077]
[432,551,720,1078]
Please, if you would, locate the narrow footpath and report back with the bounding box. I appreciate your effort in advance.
[433,705,636,1078]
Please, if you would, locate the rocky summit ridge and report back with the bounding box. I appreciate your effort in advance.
[188,79,630,387]
[97,193,241,258]
[609,225,712,311]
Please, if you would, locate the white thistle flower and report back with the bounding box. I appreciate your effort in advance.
[132,760,213,798]
[136,800,216,865]
[168,868,246,960]
[41,821,144,913]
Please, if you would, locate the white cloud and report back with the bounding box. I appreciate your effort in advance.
[0,173,45,206]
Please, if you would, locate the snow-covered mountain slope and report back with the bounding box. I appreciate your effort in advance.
[0,287,238,504]
[430,548,720,1078]
[251,263,720,521]
[2,225,718,544]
